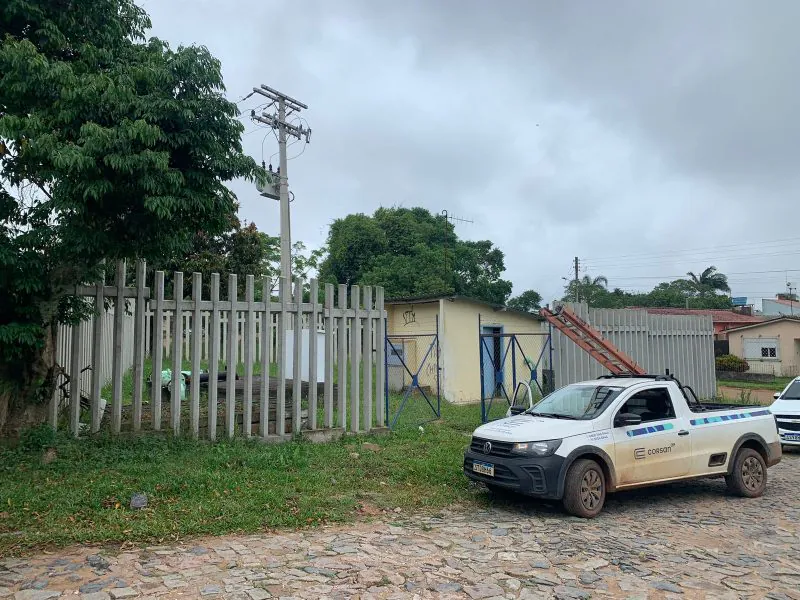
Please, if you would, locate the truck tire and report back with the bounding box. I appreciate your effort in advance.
[562,459,605,518]
[725,447,767,498]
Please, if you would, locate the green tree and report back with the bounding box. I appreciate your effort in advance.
[507,290,543,312]
[563,275,609,305]
[318,207,513,304]
[0,0,260,433]
[687,266,731,294]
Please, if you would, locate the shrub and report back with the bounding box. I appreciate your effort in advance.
[716,354,749,372]
[19,424,56,452]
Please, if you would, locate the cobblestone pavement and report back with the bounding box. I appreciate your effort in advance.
[2,453,799,600]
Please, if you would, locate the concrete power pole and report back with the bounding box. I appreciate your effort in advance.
[252,85,311,282]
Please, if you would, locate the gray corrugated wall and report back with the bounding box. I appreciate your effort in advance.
[551,303,717,398]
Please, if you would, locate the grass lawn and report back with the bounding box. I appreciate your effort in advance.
[717,378,793,393]
[0,401,493,556]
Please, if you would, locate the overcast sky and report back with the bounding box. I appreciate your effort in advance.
[142,0,800,306]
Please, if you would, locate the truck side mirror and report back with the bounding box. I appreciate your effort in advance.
[774,392,780,400]
[614,413,642,427]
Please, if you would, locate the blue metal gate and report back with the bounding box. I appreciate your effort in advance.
[385,323,441,429]
[479,331,553,423]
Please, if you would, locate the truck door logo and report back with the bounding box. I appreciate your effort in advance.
[634,448,645,460]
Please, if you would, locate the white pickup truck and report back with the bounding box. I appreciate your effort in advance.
[771,376,800,448]
[464,374,782,518]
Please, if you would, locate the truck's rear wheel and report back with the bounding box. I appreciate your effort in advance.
[562,459,605,518]
[725,447,767,498]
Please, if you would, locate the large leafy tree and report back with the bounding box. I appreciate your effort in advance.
[507,290,543,312]
[0,0,260,433]
[319,207,513,304]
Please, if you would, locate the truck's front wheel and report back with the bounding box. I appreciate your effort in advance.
[562,459,605,518]
[725,447,767,497]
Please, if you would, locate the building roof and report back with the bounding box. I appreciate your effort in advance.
[385,293,544,320]
[631,307,764,326]
[724,315,800,333]
[766,297,800,310]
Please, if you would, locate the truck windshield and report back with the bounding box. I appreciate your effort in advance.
[527,384,623,420]
[781,381,800,400]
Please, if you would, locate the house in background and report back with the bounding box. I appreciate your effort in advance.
[726,316,800,377]
[385,295,546,404]
[630,307,763,340]
[761,297,800,317]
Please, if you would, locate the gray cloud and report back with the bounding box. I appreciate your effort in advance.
[143,0,800,304]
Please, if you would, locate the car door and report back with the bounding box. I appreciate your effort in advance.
[611,385,691,486]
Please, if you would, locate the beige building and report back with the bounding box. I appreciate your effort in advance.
[386,295,548,405]
[726,316,800,378]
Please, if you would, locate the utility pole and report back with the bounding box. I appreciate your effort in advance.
[252,85,311,282]
[788,282,796,316]
[441,210,473,291]
[574,257,580,303]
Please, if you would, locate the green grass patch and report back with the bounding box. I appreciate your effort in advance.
[0,402,493,555]
[717,378,792,393]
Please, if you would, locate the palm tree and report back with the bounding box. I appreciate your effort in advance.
[686,266,730,294]
[564,275,608,304]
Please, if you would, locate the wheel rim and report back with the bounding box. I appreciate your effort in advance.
[580,469,602,510]
[741,456,764,491]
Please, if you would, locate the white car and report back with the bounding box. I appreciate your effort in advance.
[770,376,800,448]
[464,374,782,518]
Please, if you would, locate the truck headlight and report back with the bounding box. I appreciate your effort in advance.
[512,439,562,457]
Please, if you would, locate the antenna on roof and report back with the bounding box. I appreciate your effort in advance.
[441,209,474,292]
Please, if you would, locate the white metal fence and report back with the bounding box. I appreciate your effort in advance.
[50,260,387,440]
[551,303,717,398]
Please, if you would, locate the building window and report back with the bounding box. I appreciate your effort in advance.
[761,347,777,358]
[743,337,779,361]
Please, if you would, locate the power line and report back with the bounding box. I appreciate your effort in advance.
[584,236,800,264]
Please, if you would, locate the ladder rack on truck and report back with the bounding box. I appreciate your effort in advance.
[540,306,646,376]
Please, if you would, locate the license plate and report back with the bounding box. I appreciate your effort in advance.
[472,461,494,477]
[782,433,800,441]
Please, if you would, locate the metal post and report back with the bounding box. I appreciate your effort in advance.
[435,314,441,417]
[548,322,555,394]
[479,314,486,423]
[278,98,290,282]
[574,256,580,303]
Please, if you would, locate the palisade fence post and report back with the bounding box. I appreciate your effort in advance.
[132,260,147,432]
[190,272,203,438]
[171,271,184,435]
[323,283,335,429]
[69,321,83,437]
[243,275,255,438]
[208,273,221,441]
[225,274,238,438]
[308,279,320,430]
[259,277,271,438]
[375,287,386,427]
[337,284,347,429]
[151,271,165,430]
[292,278,303,434]
[90,266,106,433]
[276,277,288,436]
[349,285,361,433]
[362,286,373,431]
[111,260,127,435]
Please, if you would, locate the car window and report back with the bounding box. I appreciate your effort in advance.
[781,381,800,400]
[617,388,676,423]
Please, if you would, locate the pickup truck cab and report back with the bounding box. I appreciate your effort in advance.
[770,376,800,448]
[464,374,781,518]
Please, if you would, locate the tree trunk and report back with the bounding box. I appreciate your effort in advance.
[0,323,59,438]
